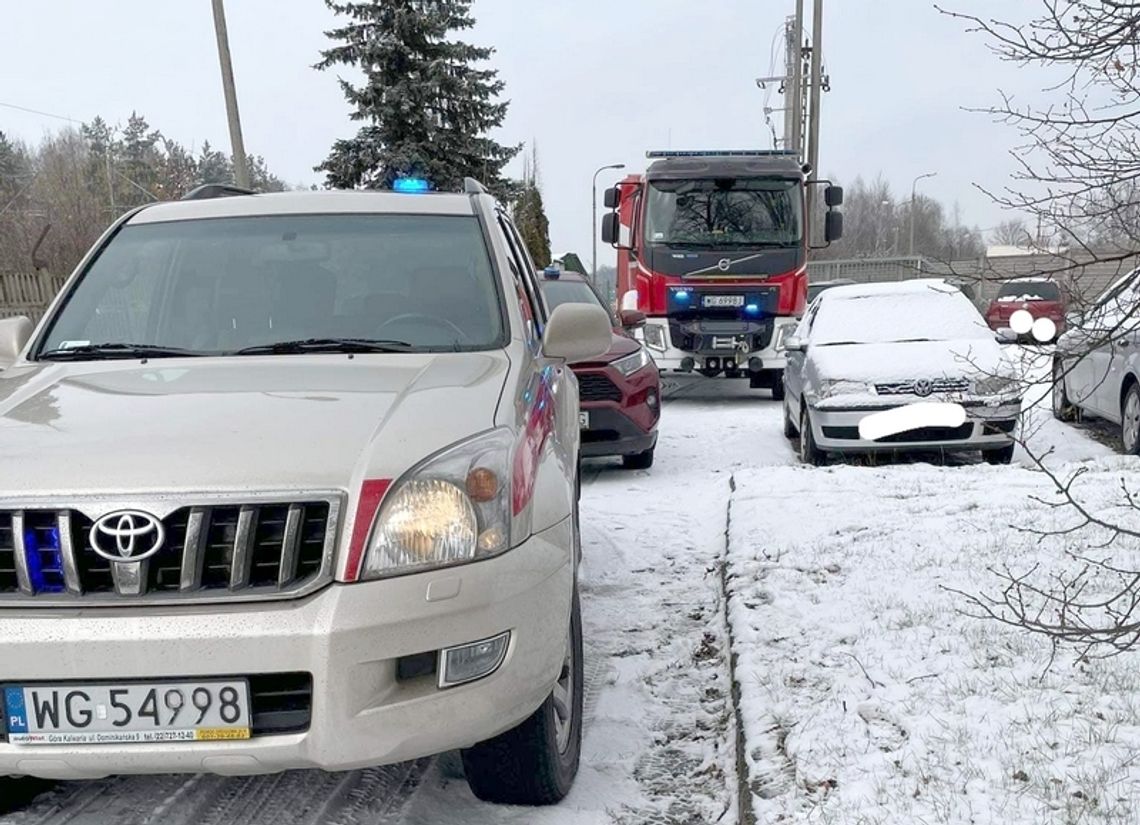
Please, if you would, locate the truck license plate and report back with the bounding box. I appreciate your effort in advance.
[4,680,251,745]
[703,295,745,308]
[579,411,590,429]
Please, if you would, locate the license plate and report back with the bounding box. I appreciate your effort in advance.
[4,680,251,745]
[703,295,745,308]
[579,411,590,429]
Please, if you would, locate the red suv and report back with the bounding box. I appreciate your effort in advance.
[984,277,1066,339]
[539,269,661,469]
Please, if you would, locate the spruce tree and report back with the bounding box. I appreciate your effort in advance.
[316,0,520,195]
[513,146,551,266]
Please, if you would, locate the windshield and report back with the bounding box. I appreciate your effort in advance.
[38,215,504,356]
[644,177,802,248]
[811,288,991,346]
[996,280,1060,301]
[539,279,611,319]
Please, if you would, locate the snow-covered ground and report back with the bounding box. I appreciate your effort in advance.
[724,373,1140,822]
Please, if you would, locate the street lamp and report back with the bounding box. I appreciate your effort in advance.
[909,171,937,256]
[592,163,625,278]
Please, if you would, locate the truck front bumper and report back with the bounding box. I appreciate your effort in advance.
[638,316,797,374]
[0,520,573,780]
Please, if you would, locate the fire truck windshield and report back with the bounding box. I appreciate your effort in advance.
[644,177,802,248]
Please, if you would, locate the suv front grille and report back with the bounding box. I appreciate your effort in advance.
[0,498,340,605]
[579,373,623,402]
[875,378,970,396]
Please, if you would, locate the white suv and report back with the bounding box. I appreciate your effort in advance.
[0,180,612,805]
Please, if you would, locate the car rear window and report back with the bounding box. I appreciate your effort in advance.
[996,281,1060,302]
[39,214,505,354]
[539,279,609,314]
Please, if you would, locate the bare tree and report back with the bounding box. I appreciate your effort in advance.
[989,218,1031,247]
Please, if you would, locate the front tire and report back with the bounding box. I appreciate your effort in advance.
[1122,383,1140,456]
[983,444,1016,465]
[1052,359,1077,422]
[799,405,826,466]
[462,586,584,805]
[783,398,798,439]
[622,447,655,470]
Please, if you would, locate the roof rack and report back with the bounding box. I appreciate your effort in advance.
[182,183,258,201]
[463,177,489,195]
[646,149,799,159]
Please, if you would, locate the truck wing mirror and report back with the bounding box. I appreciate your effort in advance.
[603,187,620,209]
[824,211,844,244]
[601,212,621,246]
[825,185,844,208]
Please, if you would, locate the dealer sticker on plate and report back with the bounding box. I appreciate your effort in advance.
[3,680,251,745]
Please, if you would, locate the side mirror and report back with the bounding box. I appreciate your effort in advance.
[542,303,613,363]
[784,335,806,353]
[619,309,647,329]
[603,187,620,209]
[601,212,621,246]
[0,316,33,369]
[825,185,844,208]
[824,211,844,243]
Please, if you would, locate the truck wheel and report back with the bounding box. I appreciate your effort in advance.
[749,373,767,390]
[983,444,1016,465]
[799,406,827,466]
[771,375,786,401]
[462,586,584,805]
[622,447,655,470]
[1052,359,1077,422]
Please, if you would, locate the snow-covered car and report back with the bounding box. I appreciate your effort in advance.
[538,268,661,469]
[783,279,1022,465]
[0,181,613,805]
[1052,267,1140,453]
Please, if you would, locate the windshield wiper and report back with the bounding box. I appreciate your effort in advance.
[39,343,206,361]
[231,337,415,356]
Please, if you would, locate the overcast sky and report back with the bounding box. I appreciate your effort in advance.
[3,0,1046,268]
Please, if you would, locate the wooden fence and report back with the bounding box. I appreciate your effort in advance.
[0,271,67,323]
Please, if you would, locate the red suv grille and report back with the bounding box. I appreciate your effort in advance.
[578,373,623,402]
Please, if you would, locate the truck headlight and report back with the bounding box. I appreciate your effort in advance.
[612,348,653,376]
[972,375,1019,397]
[642,323,667,351]
[361,429,515,579]
[817,379,876,399]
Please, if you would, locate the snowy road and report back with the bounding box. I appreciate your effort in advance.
[1,378,779,825]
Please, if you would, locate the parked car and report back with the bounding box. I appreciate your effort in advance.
[783,279,1022,465]
[984,276,1066,339]
[0,180,614,805]
[538,268,661,469]
[806,278,856,304]
[1052,267,1140,453]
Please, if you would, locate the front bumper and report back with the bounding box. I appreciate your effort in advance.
[576,363,659,458]
[0,520,573,780]
[809,401,1021,452]
[639,316,796,373]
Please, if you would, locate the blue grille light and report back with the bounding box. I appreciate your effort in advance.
[24,527,65,594]
[675,290,691,302]
[392,177,431,194]
[745,303,760,315]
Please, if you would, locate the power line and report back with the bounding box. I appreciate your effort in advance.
[0,100,83,125]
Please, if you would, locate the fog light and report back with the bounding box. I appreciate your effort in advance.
[646,390,659,408]
[748,357,763,373]
[439,631,510,688]
[681,357,696,372]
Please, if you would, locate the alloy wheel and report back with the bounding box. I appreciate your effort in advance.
[1125,389,1140,453]
[552,632,575,753]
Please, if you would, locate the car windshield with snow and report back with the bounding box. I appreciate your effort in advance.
[0,186,614,807]
[783,280,1021,465]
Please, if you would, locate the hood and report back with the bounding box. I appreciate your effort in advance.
[0,353,509,497]
[572,331,639,367]
[810,339,1008,384]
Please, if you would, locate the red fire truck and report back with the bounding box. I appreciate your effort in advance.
[600,150,843,397]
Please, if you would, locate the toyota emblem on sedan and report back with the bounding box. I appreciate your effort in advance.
[89,511,166,562]
[912,379,934,397]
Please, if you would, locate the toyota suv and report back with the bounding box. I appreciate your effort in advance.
[0,180,612,805]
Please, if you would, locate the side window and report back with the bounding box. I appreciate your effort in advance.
[497,215,545,333]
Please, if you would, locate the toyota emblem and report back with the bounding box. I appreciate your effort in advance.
[89,510,166,563]
[717,258,732,272]
[912,379,934,398]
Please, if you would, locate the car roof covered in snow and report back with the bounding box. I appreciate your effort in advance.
[129,189,476,224]
[818,278,958,302]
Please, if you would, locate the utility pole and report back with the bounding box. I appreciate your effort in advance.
[909,172,937,256]
[805,0,824,218]
[782,17,798,151]
[789,0,805,156]
[211,0,251,189]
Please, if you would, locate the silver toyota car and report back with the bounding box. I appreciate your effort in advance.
[0,180,612,805]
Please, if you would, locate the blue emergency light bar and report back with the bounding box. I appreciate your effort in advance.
[646,150,799,159]
[393,177,431,194]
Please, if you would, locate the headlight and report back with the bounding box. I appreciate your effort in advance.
[817,379,876,399]
[774,325,794,351]
[361,428,515,579]
[973,375,1019,396]
[642,323,667,351]
[612,348,653,376]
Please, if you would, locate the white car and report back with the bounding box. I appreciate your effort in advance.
[783,279,1022,465]
[1052,267,1140,453]
[0,180,613,805]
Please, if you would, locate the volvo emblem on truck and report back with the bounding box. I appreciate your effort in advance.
[89,510,166,562]
[717,258,732,272]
